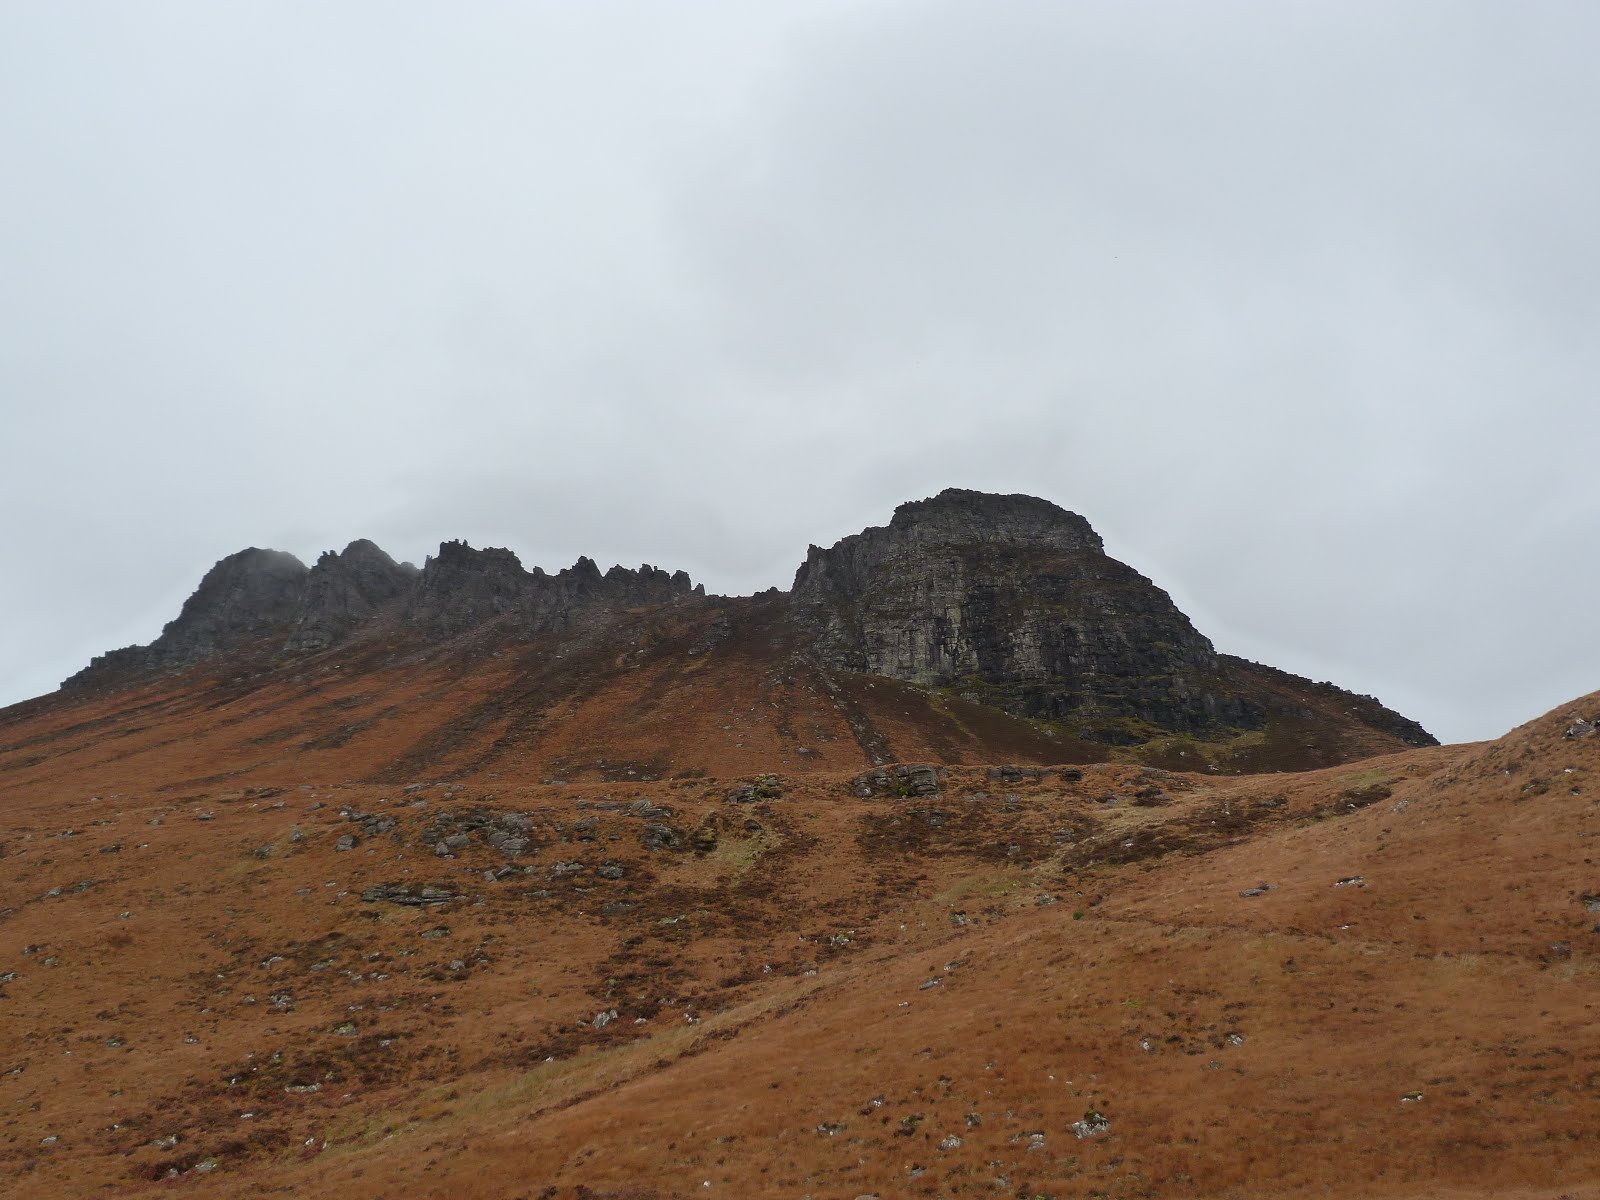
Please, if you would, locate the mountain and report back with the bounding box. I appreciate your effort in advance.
[49,489,1432,777]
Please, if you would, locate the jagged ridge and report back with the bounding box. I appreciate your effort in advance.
[55,490,1436,754]
[64,540,701,690]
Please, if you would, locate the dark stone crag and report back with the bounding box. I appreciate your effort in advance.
[791,489,1257,737]
[66,548,310,685]
[404,542,697,638]
[287,540,420,652]
[63,541,700,689]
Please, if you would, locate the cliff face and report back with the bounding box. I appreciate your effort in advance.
[286,539,420,652]
[403,543,699,637]
[65,548,310,687]
[404,542,532,637]
[158,547,311,660]
[791,489,1256,735]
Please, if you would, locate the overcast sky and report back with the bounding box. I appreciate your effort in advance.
[3,2,1597,744]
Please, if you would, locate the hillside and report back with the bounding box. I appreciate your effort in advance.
[1,665,1596,1197]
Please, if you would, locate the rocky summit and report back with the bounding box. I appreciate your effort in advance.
[65,547,312,681]
[286,539,419,652]
[56,489,1431,771]
[3,490,1596,1200]
[793,489,1256,736]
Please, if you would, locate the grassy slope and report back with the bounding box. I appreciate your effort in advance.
[1,663,1597,1197]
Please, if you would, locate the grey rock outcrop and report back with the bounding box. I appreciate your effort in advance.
[286,540,419,651]
[404,542,698,638]
[65,537,701,688]
[791,489,1256,735]
[153,548,309,662]
[405,541,531,636]
[65,548,309,688]
[852,764,946,798]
